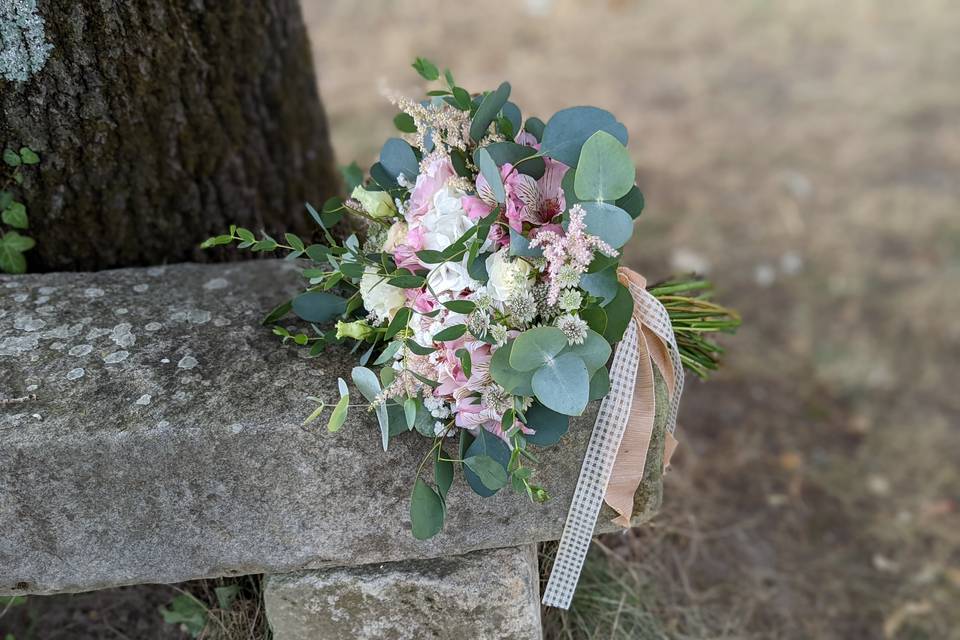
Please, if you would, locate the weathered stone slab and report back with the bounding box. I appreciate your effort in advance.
[0,261,665,595]
[263,545,542,640]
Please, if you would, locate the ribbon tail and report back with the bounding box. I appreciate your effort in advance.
[605,327,656,527]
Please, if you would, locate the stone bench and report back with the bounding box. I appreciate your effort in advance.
[0,261,667,639]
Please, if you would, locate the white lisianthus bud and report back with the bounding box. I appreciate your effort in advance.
[485,248,532,308]
[358,267,407,323]
[351,185,397,219]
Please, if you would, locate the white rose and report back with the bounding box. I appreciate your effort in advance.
[427,257,477,297]
[419,186,472,252]
[485,248,532,308]
[358,266,407,323]
[382,221,408,253]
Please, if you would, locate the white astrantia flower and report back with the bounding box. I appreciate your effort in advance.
[358,266,407,324]
[485,248,533,308]
[556,314,588,345]
[558,289,583,312]
[420,185,472,252]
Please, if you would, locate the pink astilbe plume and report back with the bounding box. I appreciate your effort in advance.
[528,204,618,304]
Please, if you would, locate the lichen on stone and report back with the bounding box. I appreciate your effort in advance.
[0,0,53,82]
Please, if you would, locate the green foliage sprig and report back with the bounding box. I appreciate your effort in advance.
[0,146,40,274]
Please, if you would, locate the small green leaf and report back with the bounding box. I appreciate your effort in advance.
[340,161,364,191]
[462,429,511,497]
[410,478,445,540]
[214,585,240,610]
[455,348,472,379]
[393,112,417,133]
[509,327,568,371]
[403,398,417,429]
[285,233,305,252]
[442,299,476,314]
[412,57,440,81]
[435,453,453,499]
[452,87,472,110]
[433,324,467,342]
[302,401,326,426]
[385,307,412,340]
[18,147,40,165]
[159,595,208,638]
[387,274,425,288]
[0,191,11,210]
[463,455,509,491]
[2,149,21,167]
[2,201,28,229]
[589,366,611,400]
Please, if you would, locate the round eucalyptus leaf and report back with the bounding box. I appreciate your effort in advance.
[580,266,619,306]
[510,327,568,372]
[410,478,445,540]
[509,228,544,257]
[560,329,611,374]
[524,403,570,447]
[502,101,522,133]
[524,116,546,142]
[616,185,645,219]
[379,138,419,183]
[532,353,590,416]
[578,201,634,249]
[580,306,608,334]
[540,106,628,168]
[490,342,535,396]
[574,130,635,201]
[291,291,347,324]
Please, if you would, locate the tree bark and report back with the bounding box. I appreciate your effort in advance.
[0,0,340,271]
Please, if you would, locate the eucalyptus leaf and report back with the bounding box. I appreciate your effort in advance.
[616,185,645,219]
[502,101,522,134]
[574,130,635,201]
[478,142,545,179]
[462,428,511,497]
[579,266,619,306]
[577,201,634,249]
[489,341,535,396]
[540,106,628,168]
[532,353,590,416]
[476,147,505,203]
[410,478,444,540]
[403,398,417,429]
[524,403,571,447]
[470,82,511,142]
[379,138,419,183]
[352,366,390,451]
[463,455,509,491]
[291,291,347,324]
[603,283,634,342]
[435,453,454,499]
[589,365,611,401]
[524,116,545,141]
[510,327,568,372]
[327,393,349,432]
[560,329,611,374]
[509,228,543,257]
[433,324,467,342]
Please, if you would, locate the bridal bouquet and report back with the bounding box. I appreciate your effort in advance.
[204,59,738,546]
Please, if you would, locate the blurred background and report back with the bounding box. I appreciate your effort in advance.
[5,0,959,638]
[305,0,960,637]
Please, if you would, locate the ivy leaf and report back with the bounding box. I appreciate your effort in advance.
[509,327,568,371]
[2,201,28,229]
[412,57,440,81]
[531,353,590,416]
[463,455,509,491]
[574,130,635,201]
[0,231,35,274]
[410,478,445,540]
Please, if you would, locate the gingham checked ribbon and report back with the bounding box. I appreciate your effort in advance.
[542,268,684,609]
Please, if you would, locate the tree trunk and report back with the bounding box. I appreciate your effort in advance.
[0,0,340,271]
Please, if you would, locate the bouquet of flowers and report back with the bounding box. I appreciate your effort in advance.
[204,59,738,549]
